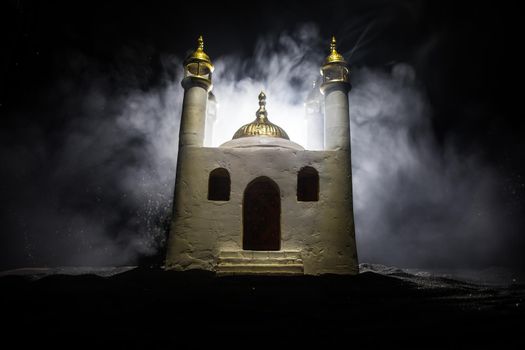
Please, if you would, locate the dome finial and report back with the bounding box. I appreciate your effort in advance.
[330,36,337,52]
[256,91,267,120]
[258,91,266,107]
[198,35,204,50]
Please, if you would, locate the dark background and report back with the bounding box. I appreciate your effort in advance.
[1,0,523,271]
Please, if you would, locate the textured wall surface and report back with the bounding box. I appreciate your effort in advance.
[178,84,208,147]
[324,85,351,151]
[165,145,358,275]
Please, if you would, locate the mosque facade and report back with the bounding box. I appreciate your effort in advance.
[165,36,358,275]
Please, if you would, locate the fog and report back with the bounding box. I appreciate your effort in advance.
[1,24,516,271]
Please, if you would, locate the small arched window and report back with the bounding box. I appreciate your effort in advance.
[297,166,319,202]
[208,168,230,201]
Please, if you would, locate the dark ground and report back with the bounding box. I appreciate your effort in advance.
[1,265,524,347]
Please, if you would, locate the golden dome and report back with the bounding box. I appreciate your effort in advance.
[232,92,290,140]
[323,36,346,65]
[184,35,214,72]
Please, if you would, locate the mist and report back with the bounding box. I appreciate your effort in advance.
[1,24,518,271]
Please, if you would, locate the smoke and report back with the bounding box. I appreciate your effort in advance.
[1,24,517,270]
[350,66,511,269]
[1,51,184,267]
[211,26,324,146]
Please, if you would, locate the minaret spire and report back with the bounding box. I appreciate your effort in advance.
[330,35,337,52]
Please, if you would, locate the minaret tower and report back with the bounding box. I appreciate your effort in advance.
[320,36,351,150]
[318,36,358,273]
[167,36,214,269]
[179,35,214,147]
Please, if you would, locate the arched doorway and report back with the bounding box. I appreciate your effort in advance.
[243,176,281,251]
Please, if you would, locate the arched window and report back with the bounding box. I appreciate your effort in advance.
[208,168,230,201]
[297,166,319,202]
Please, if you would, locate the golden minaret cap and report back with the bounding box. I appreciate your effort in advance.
[232,92,290,140]
[320,36,350,93]
[324,36,346,64]
[184,35,214,71]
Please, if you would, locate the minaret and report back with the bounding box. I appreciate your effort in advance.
[305,80,324,150]
[179,35,214,147]
[167,37,214,270]
[319,36,351,150]
[318,36,358,274]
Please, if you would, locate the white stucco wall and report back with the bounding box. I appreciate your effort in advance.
[165,144,358,275]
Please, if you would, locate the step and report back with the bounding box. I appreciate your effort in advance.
[216,263,304,276]
[218,257,301,265]
[218,250,302,260]
[216,250,304,276]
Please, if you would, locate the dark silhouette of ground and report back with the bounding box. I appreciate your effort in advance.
[1,267,523,347]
